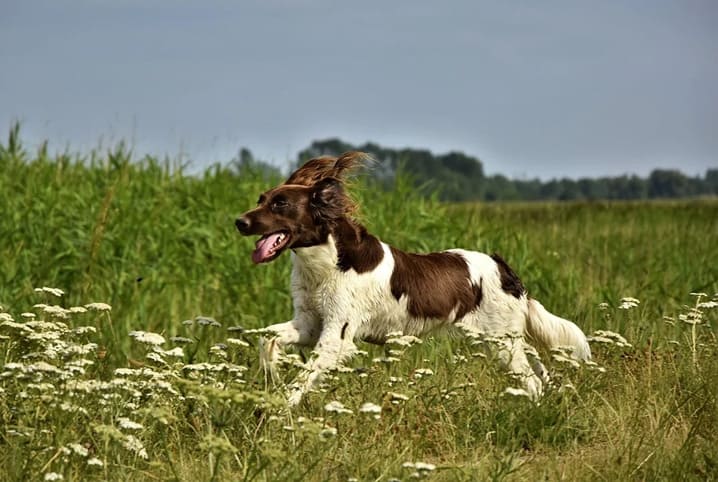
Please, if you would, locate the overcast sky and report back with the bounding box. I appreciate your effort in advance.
[1,0,716,179]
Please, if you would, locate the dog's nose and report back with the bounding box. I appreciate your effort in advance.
[235,217,251,233]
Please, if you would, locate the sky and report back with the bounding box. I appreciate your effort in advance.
[1,0,716,180]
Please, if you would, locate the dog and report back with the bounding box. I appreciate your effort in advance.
[235,151,591,406]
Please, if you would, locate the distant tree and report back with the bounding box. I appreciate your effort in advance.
[648,169,689,198]
[705,169,718,195]
[231,147,280,180]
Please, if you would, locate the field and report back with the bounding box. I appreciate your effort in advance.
[1,133,717,481]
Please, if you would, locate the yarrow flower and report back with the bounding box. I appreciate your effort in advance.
[67,443,89,457]
[618,297,640,310]
[403,461,437,478]
[324,400,353,415]
[122,435,148,459]
[413,368,434,378]
[84,302,112,312]
[387,391,410,403]
[226,337,250,348]
[359,402,382,419]
[35,287,65,297]
[195,316,221,327]
[129,330,165,346]
[588,330,632,348]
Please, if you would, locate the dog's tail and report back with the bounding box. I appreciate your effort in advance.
[526,298,591,360]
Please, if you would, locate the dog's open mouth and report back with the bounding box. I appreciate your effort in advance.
[252,231,291,264]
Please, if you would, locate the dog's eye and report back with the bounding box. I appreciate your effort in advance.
[271,199,288,209]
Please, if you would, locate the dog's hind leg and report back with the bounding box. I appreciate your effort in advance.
[496,335,545,399]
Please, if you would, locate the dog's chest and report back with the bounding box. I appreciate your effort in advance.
[290,240,346,315]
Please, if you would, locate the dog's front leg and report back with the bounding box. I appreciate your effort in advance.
[253,318,319,384]
[286,319,358,406]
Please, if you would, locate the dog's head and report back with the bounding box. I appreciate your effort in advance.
[235,151,369,264]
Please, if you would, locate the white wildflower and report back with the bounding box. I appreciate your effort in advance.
[170,336,193,344]
[117,417,144,431]
[195,316,221,327]
[413,368,434,378]
[551,353,581,368]
[503,387,531,398]
[697,301,718,309]
[59,403,89,416]
[678,313,703,325]
[403,461,436,472]
[87,457,103,467]
[41,305,70,318]
[21,312,36,319]
[387,391,409,402]
[67,443,89,457]
[226,337,250,348]
[618,297,640,310]
[129,330,165,346]
[146,352,168,365]
[597,302,610,310]
[84,302,112,312]
[158,346,184,358]
[372,356,400,364]
[35,287,65,297]
[44,473,63,481]
[69,306,88,314]
[26,361,62,374]
[453,354,468,363]
[584,360,607,373]
[591,330,632,347]
[386,334,423,347]
[122,435,148,459]
[0,313,14,322]
[324,400,353,415]
[359,402,382,419]
[72,326,96,335]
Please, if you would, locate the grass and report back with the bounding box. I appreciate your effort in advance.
[1,130,717,481]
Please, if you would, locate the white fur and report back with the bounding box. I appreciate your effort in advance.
[256,235,590,406]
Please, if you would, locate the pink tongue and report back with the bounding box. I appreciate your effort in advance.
[252,233,283,264]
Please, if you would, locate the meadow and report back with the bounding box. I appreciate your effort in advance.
[1,129,717,481]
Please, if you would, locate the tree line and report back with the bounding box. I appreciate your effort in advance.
[236,138,717,202]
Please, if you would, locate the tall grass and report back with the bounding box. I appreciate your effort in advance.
[1,130,717,480]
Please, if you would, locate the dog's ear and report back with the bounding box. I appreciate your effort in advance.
[310,177,348,221]
[311,177,342,207]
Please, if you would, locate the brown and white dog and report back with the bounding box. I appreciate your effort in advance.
[236,152,590,406]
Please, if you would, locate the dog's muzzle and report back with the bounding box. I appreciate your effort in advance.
[235,216,251,234]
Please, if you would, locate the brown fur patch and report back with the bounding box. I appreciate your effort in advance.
[390,248,480,319]
[333,219,384,273]
[491,253,525,298]
[284,151,371,186]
